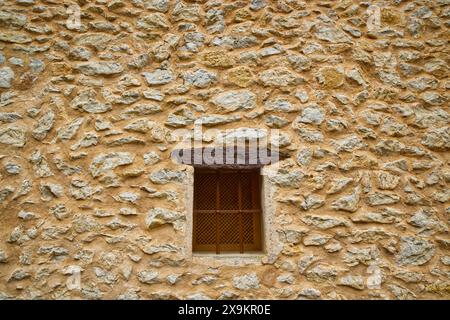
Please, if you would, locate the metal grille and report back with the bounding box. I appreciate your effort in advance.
[241,172,253,210]
[194,212,216,245]
[194,173,216,210]
[193,168,262,253]
[220,213,240,244]
[242,212,254,244]
[219,173,239,210]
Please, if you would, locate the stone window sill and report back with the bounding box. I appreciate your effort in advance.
[191,252,265,266]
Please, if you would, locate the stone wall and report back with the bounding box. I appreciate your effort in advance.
[0,0,449,300]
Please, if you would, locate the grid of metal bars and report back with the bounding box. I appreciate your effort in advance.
[193,168,262,253]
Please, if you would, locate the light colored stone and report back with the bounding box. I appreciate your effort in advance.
[294,105,325,125]
[352,208,404,224]
[264,97,296,113]
[137,270,160,284]
[76,62,123,76]
[396,236,435,266]
[301,215,349,230]
[57,117,84,141]
[149,169,186,184]
[375,171,400,190]
[0,250,8,263]
[421,127,450,151]
[133,0,169,12]
[0,32,31,43]
[298,288,321,299]
[269,170,304,188]
[314,24,352,43]
[303,233,332,246]
[343,246,380,267]
[408,208,448,234]
[259,67,303,87]
[306,264,339,282]
[232,273,260,290]
[0,126,26,147]
[332,187,361,212]
[365,192,400,206]
[197,114,241,126]
[420,91,446,106]
[89,152,134,178]
[183,69,217,88]
[331,135,366,153]
[70,89,112,114]
[0,67,14,88]
[338,275,365,290]
[296,147,313,167]
[211,90,256,113]
[136,13,169,31]
[145,207,184,229]
[142,69,174,86]
[32,110,55,141]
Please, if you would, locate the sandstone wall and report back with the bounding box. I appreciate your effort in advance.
[0,0,449,300]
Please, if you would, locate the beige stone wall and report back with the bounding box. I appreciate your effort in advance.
[0,0,449,300]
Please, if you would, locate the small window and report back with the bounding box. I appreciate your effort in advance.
[193,168,262,254]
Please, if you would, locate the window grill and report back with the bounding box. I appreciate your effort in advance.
[193,168,262,253]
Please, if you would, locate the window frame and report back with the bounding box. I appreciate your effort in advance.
[192,167,263,254]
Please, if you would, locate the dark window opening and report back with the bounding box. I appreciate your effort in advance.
[193,168,262,254]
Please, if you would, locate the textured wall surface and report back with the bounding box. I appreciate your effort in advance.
[0,0,449,300]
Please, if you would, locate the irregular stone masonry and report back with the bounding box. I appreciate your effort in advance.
[0,0,449,300]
